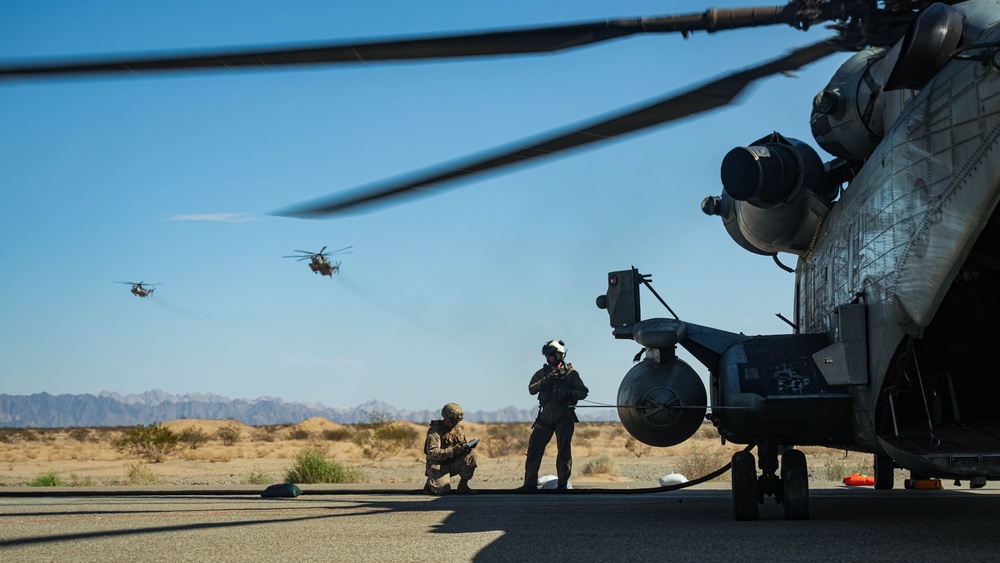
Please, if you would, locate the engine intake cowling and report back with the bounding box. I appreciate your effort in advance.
[705,132,834,256]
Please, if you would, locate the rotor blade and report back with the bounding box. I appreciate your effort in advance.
[0,6,805,80]
[328,246,354,254]
[275,39,840,217]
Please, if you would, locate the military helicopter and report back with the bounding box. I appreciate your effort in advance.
[283,246,352,277]
[5,0,1000,521]
[117,281,156,298]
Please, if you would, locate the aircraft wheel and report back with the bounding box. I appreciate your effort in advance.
[732,450,759,521]
[781,448,809,520]
[874,453,894,490]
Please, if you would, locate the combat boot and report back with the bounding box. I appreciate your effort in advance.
[456,480,477,495]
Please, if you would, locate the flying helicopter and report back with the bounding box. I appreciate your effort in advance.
[283,246,352,277]
[5,0,1000,521]
[117,281,156,298]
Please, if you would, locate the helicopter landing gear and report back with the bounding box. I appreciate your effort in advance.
[730,443,810,520]
[874,453,895,490]
[732,450,758,521]
[781,449,809,520]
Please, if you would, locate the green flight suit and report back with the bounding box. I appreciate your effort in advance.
[523,362,589,488]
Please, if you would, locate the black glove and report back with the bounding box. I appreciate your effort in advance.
[556,388,569,400]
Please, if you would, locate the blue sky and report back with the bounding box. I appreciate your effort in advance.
[0,1,851,414]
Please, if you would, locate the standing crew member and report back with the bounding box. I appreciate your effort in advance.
[424,402,478,495]
[521,340,589,490]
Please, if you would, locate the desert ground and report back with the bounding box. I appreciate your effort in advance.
[0,418,881,488]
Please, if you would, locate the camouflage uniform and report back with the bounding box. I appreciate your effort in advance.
[424,413,477,495]
[523,362,589,489]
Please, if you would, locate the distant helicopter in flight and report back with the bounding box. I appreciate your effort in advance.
[117,281,156,298]
[283,246,352,277]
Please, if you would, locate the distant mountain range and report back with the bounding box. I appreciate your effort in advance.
[0,390,616,428]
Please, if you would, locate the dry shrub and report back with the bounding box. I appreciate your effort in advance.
[352,414,418,460]
[124,461,159,485]
[823,456,874,481]
[93,427,120,443]
[69,473,95,487]
[322,428,354,441]
[625,437,651,458]
[68,428,91,442]
[252,426,277,442]
[179,426,209,449]
[210,448,236,463]
[575,424,601,442]
[288,428,313,440]
[673,450,731,482]
[582,453,619,476]
[246,465,272,485]
[694,423,721,441]
[482,423,530,458]
[216,425,241,446]
[113,423,181,462]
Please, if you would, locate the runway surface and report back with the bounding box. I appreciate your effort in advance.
[2,484,998,561]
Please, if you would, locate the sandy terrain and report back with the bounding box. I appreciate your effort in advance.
[0,419,879,488]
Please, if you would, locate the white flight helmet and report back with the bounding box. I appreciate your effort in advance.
[542,340,567,360]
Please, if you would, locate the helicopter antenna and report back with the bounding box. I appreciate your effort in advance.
[775,312,797,332]
[638,273,679,321]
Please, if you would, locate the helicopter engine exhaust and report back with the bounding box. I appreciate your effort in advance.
[617,356,706,447]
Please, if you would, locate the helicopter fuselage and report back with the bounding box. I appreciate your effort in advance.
[309,258,336,276]
[799,7,1000,480]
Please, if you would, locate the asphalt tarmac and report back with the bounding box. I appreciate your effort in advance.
[1,483,998,561]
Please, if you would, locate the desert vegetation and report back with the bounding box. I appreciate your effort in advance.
[0,417,879,488]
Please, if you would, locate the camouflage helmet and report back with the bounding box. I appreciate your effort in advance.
[542,339,567,359]
[442,402,464,422]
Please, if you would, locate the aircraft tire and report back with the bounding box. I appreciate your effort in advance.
[781,448,809,520]
[731,450,759,521]
[874,453,894,490]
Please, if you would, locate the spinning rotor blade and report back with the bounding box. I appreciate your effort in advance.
[276,39,839,217]
[0,5,808,80]
[328,246,354,255]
